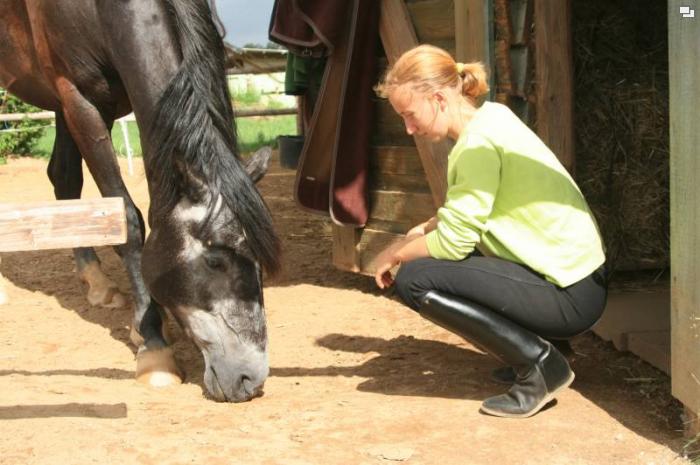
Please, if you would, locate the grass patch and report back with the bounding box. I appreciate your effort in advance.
[236,116,297,153]
[31,115,297,157]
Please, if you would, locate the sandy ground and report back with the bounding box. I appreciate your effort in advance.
[0,155,692,465]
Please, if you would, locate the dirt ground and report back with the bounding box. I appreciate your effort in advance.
[0,155,692,465]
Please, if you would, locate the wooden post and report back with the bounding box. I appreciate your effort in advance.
[0,198,127,252]
[669,0,700,438]
[332,225,361,273]
[455,0,490,64]
[455,0,494,100]
[533,0,575,173]
[379,0,449,207]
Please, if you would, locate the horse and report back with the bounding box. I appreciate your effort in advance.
[0,0,281,402]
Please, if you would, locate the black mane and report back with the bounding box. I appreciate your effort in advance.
[147,0,280,274]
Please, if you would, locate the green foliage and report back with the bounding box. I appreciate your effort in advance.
[236,115,297,153]
[0,89,45,162]
[233,88,263,107]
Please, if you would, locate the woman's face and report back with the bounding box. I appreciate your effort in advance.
[388,85,448,141]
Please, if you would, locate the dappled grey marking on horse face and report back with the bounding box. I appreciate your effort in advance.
[178,300,268,402]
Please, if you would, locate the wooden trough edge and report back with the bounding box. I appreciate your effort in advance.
[0,197,127,252]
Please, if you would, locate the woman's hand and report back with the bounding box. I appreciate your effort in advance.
[374,230,432,290]
[374,248,401,289]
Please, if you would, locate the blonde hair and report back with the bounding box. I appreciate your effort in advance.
[375,44,489,104]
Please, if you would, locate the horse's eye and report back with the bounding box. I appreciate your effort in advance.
[204,254,226,271]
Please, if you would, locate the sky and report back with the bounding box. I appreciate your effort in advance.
[217,0,276,47]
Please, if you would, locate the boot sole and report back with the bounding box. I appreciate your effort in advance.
[479,371,576,419]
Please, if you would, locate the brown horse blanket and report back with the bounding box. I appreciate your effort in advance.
[269,0,380,227]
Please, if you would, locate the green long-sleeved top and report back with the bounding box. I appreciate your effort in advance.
[424,102,605,287]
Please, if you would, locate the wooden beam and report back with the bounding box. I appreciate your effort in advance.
[359,229,405,276]
[455,0,494,100]
[533,0,575,172]
[0,198,127,252]
[379,0,449,207]
[669,0,700,434]
[332,225,361,273]
[455,0,489,64]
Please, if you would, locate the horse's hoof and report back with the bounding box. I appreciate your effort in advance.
[80,262,126,309]
[135,347,183,388]
[88,286,127,309]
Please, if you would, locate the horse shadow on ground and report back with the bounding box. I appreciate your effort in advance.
[0,247,210,398]
[271,332,687,455]
[0,248,135,349]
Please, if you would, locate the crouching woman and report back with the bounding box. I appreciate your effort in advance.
[373,45,607,418]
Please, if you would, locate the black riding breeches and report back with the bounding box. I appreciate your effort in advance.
[394,254,607,340]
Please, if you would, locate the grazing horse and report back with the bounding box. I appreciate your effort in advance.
[0,0,280,402]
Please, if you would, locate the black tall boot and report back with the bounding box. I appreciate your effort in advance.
[419,291,575,418]
[491,339,574,385]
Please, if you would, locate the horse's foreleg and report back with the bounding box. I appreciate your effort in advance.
[55,85,182,388]
[47,114,126,308]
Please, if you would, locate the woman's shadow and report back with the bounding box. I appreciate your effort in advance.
[271,333,502,400]
[271,330,686,456]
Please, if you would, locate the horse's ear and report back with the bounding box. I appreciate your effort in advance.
[175,159,208,203]
[245,146,272,183]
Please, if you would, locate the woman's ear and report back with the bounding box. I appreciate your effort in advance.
[434,91,448,111]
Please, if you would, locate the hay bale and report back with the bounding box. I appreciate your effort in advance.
[573,0,669,271]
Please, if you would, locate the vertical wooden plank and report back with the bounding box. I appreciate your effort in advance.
[379,0,419,64]
[533,0,575,172]
[379,0,450,207]
[332,225,361,272]
[296,96,305,135]
[455,0,493,98]
[455,0,486,63]
[669,0,700,432]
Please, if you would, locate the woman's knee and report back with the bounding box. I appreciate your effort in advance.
[394,260,432,311]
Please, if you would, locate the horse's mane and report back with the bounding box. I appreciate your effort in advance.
[147,0,280,275]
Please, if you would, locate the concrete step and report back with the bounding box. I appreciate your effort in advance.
[592,287,670,373]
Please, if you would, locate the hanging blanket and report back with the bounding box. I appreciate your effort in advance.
[269,0,380,227]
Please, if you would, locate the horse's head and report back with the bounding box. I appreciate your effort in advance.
[142,146,278,402]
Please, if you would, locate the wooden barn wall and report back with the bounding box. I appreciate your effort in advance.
[344,0,455,274]
[358,0,670,276]
[669,0,700,418]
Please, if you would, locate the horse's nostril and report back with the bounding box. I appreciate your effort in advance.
[240,375,264,398]
[240,374,253,389]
